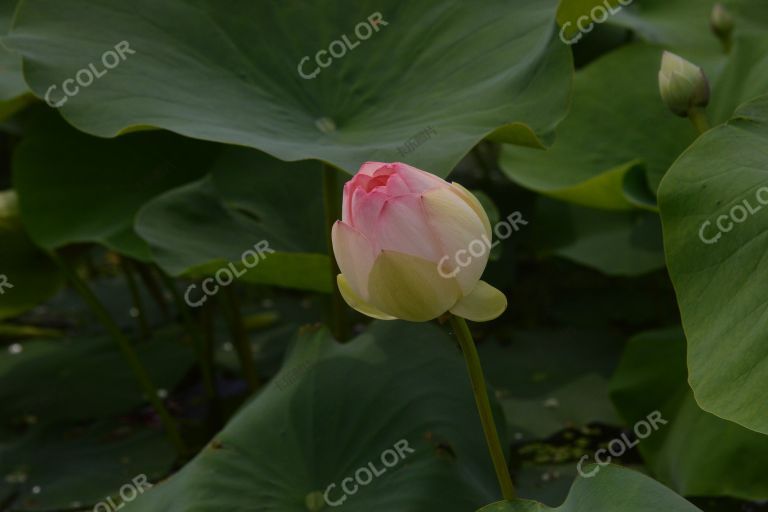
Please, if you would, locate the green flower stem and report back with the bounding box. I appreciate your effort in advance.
[199,298,224,430]
[135,263,171,320]
[158,270,218,402]
[449,314,516,501]
[688,107,711,135]
[322,163,349,342]
[50,252,187,455]
[222,287,261,392]
[119,257,151,339]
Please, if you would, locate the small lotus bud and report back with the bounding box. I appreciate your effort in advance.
[710,3,734,40]
[658,51,710,117]
[0,190,19,219]
[332,162,507,322]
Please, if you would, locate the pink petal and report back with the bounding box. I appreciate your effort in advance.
[374,194,442,262]
[342,181,354,224]
[393,162,447,193]
[358,161,388,176]
[383,173,410,196]
[350,187,388,242]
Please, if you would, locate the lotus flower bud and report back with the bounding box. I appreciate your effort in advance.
[0,190,19,219]
[658,51,710,117]
[710,3,734,40]
[331,162,506,322]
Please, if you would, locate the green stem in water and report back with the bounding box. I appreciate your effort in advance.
[721,34,733,54]
[222,287,260,392]
[449,315,516,501]
[51,252,187,455]
[688,107,711,135]
[119,257,151,339]
[322,163,349,342]
[134,263,171,320]
[199,297,224,430]
[159,270,217,402]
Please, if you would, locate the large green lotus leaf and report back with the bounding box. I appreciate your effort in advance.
[477,465,701,512]
[122,322,505,512]
[136,149,331,293]
[707,35,768,124]
[610,329,768,500]
[5,0,572,177]
[0,0,24,96]
[657,94,768,436]
[0,0,32,118]
[0,327,194,423]
[500,44,694,210]
[0,420,175,511]
[0,191,62,319]
[534,198,666,276]
[608,0,768,67]
[12,114,218,259]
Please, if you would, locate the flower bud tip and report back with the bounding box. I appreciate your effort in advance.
[658,51,710,117]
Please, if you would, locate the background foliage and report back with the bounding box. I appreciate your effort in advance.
[0,0,766,511]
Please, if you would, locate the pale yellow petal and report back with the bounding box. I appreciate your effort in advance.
[332,221,376,299]
[449,280,507,322]
[422,187,489,295]
[367,250,462,322]
[337,274,396,320]
[450,182,492,238]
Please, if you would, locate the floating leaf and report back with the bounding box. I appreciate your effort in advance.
[0,421,175,511]
[0,328,195,422]
[122,322,505,512]
[477,465,700,512]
